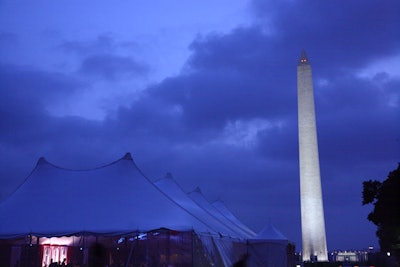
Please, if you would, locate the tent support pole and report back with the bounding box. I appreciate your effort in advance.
[191,231,194,267]
[167,230,170,266]
[125,234,136,267]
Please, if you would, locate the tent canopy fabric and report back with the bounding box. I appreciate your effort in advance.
[247,223,289,267]
[254,222,287,241]
[0,153,224,239]
[154,173,245,239]
[0,153,293,267]
[188,188,256,239]
[212,200,257,238]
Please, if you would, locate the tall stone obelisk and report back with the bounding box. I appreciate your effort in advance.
[297,50,328,262]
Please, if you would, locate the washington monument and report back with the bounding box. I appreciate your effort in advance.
[297,50,328,262]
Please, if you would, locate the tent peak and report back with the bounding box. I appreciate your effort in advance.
[212,198,225,204]
[165,172,173,179]
[122,152,133,161]
[36,157,48,166]
[191,186,202,194]
[35,153,135,171]
[257,222,287,240]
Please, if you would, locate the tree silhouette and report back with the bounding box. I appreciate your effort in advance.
[362,163,400,265]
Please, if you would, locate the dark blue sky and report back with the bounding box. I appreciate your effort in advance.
[0,0,399,251]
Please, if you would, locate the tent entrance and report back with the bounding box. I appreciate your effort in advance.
[42,245,68,267]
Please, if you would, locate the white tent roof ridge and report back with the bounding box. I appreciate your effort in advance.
[153,172,174,184]
[120,160,233,237]
[37,156,48,165]
[32,152,174,199]
[0,155,58,205]
[188,188,255,238]
[255,221,287,240]
[190,186,203,194]
[211,199,257,237]
[154,173,242,239]
[1,153,139,205]
[140,173,221,234]
[1,152,229,238]
[164,172,173,179]
[34,152,135,172]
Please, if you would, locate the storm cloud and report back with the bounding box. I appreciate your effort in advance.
[0,0,399,250]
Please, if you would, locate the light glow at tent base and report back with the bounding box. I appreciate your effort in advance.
[40,236,75,246]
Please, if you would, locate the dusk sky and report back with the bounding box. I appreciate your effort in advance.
[1,0,399,251]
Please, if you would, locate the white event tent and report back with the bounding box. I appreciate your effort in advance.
[247,223,293,267]
[0,153,292,267]
[0,153,213,238]
[211,200,257,238]
[154,173,254,266]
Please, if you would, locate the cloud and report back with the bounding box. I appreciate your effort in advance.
[0,0,399,250]
[251,0,400,71]
[0,32,18,47]
[147,62,295,133]
[101,2,398,247]
[79,53,149,80]
[59,34,115,56]
[58,35,148,83]
[0,64,85,138]
[0,62,113,198]
[107,3,399,176]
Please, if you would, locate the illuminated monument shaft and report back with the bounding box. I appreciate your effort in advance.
[297,50,328,262]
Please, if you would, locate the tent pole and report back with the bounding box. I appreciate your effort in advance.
[28,234,32,267]
[191,231,194,267]
[37,236,40,267]
[167,230,170,266]
[125,234,136,267]
[83,236,87,266]
[145,232,149,266]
